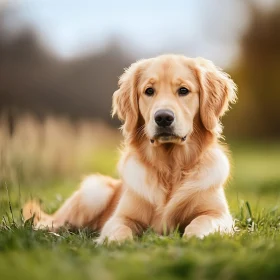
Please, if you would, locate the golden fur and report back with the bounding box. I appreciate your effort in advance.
[23,54,237,243]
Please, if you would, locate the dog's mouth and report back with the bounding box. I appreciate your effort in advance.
[150,132,187,144]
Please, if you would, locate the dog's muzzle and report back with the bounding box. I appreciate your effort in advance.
[150,109,187,144]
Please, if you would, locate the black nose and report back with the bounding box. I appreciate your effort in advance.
[154,110,175,127]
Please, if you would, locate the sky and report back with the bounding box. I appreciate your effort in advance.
[1,0,274,67]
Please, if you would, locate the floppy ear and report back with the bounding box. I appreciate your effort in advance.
[112,60,144,136]
[195,58,237,135]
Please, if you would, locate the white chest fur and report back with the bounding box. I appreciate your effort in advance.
[183,148,230,191]
[120,155,166,206]
[119,148,230,208]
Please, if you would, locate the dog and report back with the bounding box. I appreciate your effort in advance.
[23,54,237,244]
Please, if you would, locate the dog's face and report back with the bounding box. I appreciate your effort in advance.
[138,57,200,145]
[113,55,237,145]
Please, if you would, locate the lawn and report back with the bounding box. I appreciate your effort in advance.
[0,140,280,280]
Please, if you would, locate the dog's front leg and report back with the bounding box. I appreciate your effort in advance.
[183,213,233,239]
[97,189,153,244]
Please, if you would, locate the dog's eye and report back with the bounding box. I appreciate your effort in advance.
[145,87,155,96]
[178,87,190,96]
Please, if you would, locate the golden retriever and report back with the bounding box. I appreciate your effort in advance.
[23,54,237,243]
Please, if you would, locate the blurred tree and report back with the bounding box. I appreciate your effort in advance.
[0,7,131,127]
[225,3,280,139]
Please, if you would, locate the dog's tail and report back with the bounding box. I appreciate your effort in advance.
[23,200,53,227]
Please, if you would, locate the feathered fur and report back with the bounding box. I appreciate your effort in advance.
[23,54,237,243]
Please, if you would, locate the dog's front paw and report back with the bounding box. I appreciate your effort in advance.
[183,225,207,239]
[96,225,133,245]
[183,219,215,239]
[183,215,233,239]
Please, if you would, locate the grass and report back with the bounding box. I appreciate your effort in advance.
[0,116,280,279]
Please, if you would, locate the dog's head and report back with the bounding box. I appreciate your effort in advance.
[112,55,237,145]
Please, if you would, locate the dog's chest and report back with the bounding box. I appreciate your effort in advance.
[120,149,230,231]
[120,155,214,233]
[121,155,168,206]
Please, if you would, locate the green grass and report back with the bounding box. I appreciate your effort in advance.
[1,142,280,280]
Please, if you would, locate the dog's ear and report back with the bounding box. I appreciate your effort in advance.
[195,57,237,135]
[112,60,145,136]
